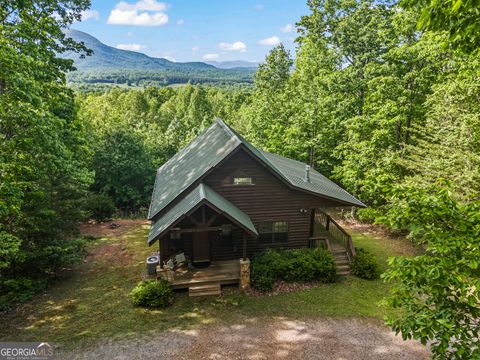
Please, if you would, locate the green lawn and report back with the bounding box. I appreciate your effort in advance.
[0,223,420,350]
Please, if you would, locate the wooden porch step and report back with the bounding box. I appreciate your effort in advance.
[333,250,351,275]
[188,284,221,297]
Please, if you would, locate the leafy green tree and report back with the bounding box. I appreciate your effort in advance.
[381,180,480,359]
[398,56,480,199]
[239,44,294,154]
[401,0,480,53]
[91,127,154,213]
[0,0,92,304]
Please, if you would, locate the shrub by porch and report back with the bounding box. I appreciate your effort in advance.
[251,248,336,291]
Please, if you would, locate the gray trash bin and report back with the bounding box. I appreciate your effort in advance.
[146,255,159,275]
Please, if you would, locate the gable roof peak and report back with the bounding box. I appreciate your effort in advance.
[147,118,242,220]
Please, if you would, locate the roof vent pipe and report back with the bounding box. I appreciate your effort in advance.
[305,165,311,183]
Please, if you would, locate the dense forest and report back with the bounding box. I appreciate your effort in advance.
[1,0,479,358]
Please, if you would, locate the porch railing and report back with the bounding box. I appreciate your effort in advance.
[313,209,356,264]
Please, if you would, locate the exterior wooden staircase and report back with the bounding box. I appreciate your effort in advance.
[311,209,356,276]
[330,244,351,275]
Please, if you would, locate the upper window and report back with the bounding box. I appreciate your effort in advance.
[233,177,254,185]
[258,221,288,244]
[222,170,255,186]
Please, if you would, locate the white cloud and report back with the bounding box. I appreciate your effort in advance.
[163,55,176,62]
[107,1,168,26]
[258,36,280,46]
[116,43,146,51]
[176,19,184,25]
[81,9,100,21]
[202,53,219,61]
[192,46,200,52]
[218,41,246,52]
[281,23,293,33]
[116,0,167,11]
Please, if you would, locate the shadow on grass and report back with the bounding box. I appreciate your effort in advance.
[0,223,418,351]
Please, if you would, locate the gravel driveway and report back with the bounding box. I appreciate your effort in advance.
[60,317,429,360]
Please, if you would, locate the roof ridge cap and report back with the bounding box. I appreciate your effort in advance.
[215,118,241,144]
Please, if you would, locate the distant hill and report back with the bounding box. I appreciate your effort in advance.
[64,29,255,88]
[205,61,259,69]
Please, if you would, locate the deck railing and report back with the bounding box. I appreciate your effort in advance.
[313,209,356,264]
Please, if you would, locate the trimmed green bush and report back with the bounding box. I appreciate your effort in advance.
[251,248,336,291]
[351,249,379,280]
[84,193,115,222]
[130,280,173,308]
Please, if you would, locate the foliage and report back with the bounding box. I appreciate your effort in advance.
[0,278,47,311]
[251,248,336,291]
[84,193,115,222]
[90,127,154,212]
[351,249,378,279]
[396,57,480,200]
[38,238,88,277]
[401,0,480,53]
[0,232,23,271]
[381,180,480,359]
[77,85,250,212]
[130,280,173,308]
[0,0,92,307]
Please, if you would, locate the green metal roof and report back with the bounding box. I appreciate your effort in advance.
[148,183,258,245]
[260,150,366,207]
[223,121,366,207]
[148,120,241,219]
[148,118,364,221]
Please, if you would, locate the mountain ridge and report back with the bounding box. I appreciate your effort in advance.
[64,29,255,87]
[64,29,258,71]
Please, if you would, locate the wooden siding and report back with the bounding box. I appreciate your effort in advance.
[157,147,347,263]
[203,148,341,258]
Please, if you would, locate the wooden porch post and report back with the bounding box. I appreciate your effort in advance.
[242,232,247,260]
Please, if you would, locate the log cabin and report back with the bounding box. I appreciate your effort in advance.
[147,119,365,294]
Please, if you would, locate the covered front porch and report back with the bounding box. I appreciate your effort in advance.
[148,184,256,295]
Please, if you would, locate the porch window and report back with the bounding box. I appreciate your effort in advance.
[258,221,288,244]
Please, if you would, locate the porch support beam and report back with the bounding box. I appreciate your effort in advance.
[171,226,222,234]
[206,213,220,227]
[187,214,202,227]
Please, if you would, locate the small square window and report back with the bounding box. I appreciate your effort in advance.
[233,177,254,185]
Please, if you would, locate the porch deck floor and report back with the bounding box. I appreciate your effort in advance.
[171,259,240,290]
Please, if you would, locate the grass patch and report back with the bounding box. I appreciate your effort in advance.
[0,223,419,350]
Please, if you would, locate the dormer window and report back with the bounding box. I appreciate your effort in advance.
[233,177,253,185]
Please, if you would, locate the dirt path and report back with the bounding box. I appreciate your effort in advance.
[79,219,149,239]
[60,317,429,360]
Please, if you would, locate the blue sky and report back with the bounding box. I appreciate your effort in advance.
[73,0,309,62]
